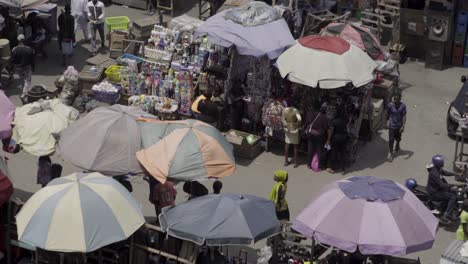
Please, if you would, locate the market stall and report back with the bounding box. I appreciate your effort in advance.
[274,35,377,168]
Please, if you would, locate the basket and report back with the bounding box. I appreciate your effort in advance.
[117,54,144,70]
[105,65,124,83]
[92,85,121,103]
[105,16,130,32]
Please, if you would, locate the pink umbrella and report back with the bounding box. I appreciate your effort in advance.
[293,176,438,256]
[0,90,15,140]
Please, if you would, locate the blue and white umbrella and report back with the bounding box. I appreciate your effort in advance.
[16,172,145,253]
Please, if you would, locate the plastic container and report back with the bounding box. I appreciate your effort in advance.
[105,65,124,83]
[92,84,121,103]
[105,16,130,32]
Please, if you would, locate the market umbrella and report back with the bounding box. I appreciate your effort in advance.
[277,35,377,89]
[223,1,281,27]
[136,118,235,183]
[57,105,154,176]
[321,23,385,60]
[16,172,145,252]
[0,170,13,207]
[159,193,281,245]
[194,3,295,59]
[0,90,15,140]
[12,99,79,156]
[293,176,438,256]
[0,0,48,10]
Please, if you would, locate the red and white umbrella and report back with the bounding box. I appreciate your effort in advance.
[320,23,385,61]
[276,36,377,89]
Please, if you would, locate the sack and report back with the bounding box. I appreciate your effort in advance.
[311,153,320,172]
[305,113,322,137]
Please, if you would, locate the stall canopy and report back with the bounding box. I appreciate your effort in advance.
[136,118,235,184]
[293,176,438,256]
[0,90,15,140]
[57,105,155,176]
[159,193,281,245]
[16,172,145,252]
[194,1,295,59]
[0,0,47,10]
[320,22,385,60]
[277,35,377,89]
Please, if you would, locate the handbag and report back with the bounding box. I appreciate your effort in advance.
[305,113,322,137]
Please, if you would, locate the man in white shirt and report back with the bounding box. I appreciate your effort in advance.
[87,0,105,55]
[71,0,89,42]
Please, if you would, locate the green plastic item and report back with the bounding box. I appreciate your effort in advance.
[246,134,255,145]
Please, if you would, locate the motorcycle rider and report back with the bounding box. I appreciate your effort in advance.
[427,154,457,222]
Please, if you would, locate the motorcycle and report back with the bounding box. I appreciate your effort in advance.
[407,167,467,223]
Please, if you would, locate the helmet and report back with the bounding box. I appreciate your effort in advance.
[405,178,417,189]
[432,154,445,168]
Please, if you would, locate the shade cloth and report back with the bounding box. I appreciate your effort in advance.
[136,118,235,183]
[16,172,145,252]
[194,9,294,59]
[159,193,281,245]
[293,176,438,256]
[0,90,15,140]
[0,0,47,10]
[12,99,79,156]
[57,105,154,176]
[223,1,281,27]
[321,23,385,60]
[298,35,350,55]
[277,36,377,89]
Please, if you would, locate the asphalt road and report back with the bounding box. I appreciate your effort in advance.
[1,2,468,263]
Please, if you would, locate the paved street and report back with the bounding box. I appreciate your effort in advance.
[2,2,468,263]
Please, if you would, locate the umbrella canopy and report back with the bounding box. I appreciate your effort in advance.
[159,193,281,245]
[16,172,145,252]
[293,176,438,256]
[0,170,13,207]
[194,8,294,59]
[136,118,235,183]
[0,0,48,10]
[0,90,15,140]
[277,36,377,89]
[223,1,281,27]
[321,23,385,60]
[57,105,154,176]
[12,99,79,156]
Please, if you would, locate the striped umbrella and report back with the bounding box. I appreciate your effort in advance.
[136,118,235,183]
[16,172,145,252]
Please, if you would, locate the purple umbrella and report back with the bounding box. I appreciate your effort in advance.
[194,9,295,59]
[293,176,438,257]
[0,90,15,140]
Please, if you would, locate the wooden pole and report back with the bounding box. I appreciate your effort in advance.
[310,238,315,264]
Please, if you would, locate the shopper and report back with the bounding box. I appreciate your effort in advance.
[269,170,289,221]
[71,0,89,42]
[37,156,52,188]
[58,4,75,66]
[152,181,177,221]
[304,103,329,170]
[212,180,222,194]
[326,110,348,173]
[11,34,34,99]
[282,107,301,167]
[87,0,105,55]
[457,200,468,241]
[387,93,406,161]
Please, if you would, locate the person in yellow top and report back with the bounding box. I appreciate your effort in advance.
[269,170,289,221]
[457,200,468,240]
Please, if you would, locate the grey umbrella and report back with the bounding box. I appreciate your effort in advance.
[159,193,281,246]
[57,105,155,176]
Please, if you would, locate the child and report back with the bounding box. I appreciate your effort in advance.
[457,200,468,240]
[213,180,222,194]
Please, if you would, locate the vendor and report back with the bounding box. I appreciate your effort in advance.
[191,85,212,119]
[212,85,225,130]
[198,97,219,128]
[228,80,245,130]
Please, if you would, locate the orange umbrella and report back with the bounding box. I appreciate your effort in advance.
[136,118,236,183]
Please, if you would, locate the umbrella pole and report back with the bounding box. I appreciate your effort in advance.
[310,238,315,264]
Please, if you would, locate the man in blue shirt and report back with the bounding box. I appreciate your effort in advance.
[387,93,406,161]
